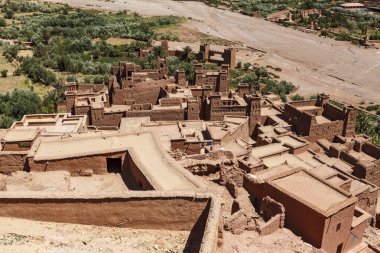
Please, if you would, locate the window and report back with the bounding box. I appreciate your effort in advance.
[336,223,341,231]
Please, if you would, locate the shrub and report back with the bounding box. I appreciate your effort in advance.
[1,69,8,77]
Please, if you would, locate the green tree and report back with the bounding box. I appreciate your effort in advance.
[0,115,14,128]
[0,17,6,27]
[1,69,8,77]
[182,46,195,62]
[0,89,42,120]
[4,9,14,19]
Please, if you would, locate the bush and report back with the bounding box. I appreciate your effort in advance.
[237,61,242,69]
[1,69,8,77]
[243,62,251,70]
[290,94,305,101]
[0,89,42,120]
[4,9,14,19]
[0,17,6,27]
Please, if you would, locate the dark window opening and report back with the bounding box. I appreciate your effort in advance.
[336,222,341,231]
[107,158,122,173]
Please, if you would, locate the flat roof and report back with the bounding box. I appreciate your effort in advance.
[261,107,282,117]
[277,135,306,147]
[272,170,348,211]
[252,143,289,159]
[315,116,332,124]
[262,153,313,169]
[2,129,39,142]
[297,105,320,111]
[32,132,201,191]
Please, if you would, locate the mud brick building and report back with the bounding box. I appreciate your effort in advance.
[245,166,372,253]
[283,93,356,142]
[198,44,237,69]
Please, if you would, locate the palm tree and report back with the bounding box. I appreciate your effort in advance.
[356,111,374,135]
[182,46,194,62]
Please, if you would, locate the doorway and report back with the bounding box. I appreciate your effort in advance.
[336,243,343,253]
[107,158,122,173]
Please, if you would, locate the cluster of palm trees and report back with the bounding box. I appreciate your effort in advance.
[356,111,380,146]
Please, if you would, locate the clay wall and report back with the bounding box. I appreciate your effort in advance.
[289,100,316,107]
[226,179,238,199]
[209,107,246,121]
[307,120,344,142]
[354,160,380,187]
[28,152,126,175]
[323,103,344,121]
[259,214,282,236]
[346,217,367,251]
[112,80,169,105]
[355,186,378,217]
[0,152,28,173]
[1,142,33,151]
[362,143,380,159]
[0,195,212,252]
[321,204,356,253]
[244,177,328,248]
[92,112,124,127]
[283,104,312,136]
[125,151,154,190]
[171,139,203,155]
[126,108,185,121]
[160,97,182,107]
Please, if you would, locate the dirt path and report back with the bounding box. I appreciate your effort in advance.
[44,0,380,104]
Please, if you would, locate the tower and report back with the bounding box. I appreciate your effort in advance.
[216,70,229,93]
[176,70,186,87]
[316,93,330,108]
[187,98,200,120]
[343,105,356,137]
[194,70,203,86]
[247,94,261,137]
[161,40,169,57]
[223,48,237,69]
[200,44,210,62]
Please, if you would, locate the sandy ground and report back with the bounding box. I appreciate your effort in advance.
[0,217,189,253]
[44,0,380,104]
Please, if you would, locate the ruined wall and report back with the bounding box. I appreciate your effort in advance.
[259,214,282,236]
[0,152,27,173]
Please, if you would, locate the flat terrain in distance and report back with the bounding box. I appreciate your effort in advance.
[43,0,380,104]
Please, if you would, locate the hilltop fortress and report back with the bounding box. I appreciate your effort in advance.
[0,41,379,253]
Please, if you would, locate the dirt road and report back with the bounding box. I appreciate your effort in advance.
[44,0,380,103]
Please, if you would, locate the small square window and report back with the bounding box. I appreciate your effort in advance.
[336,223,341,231]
